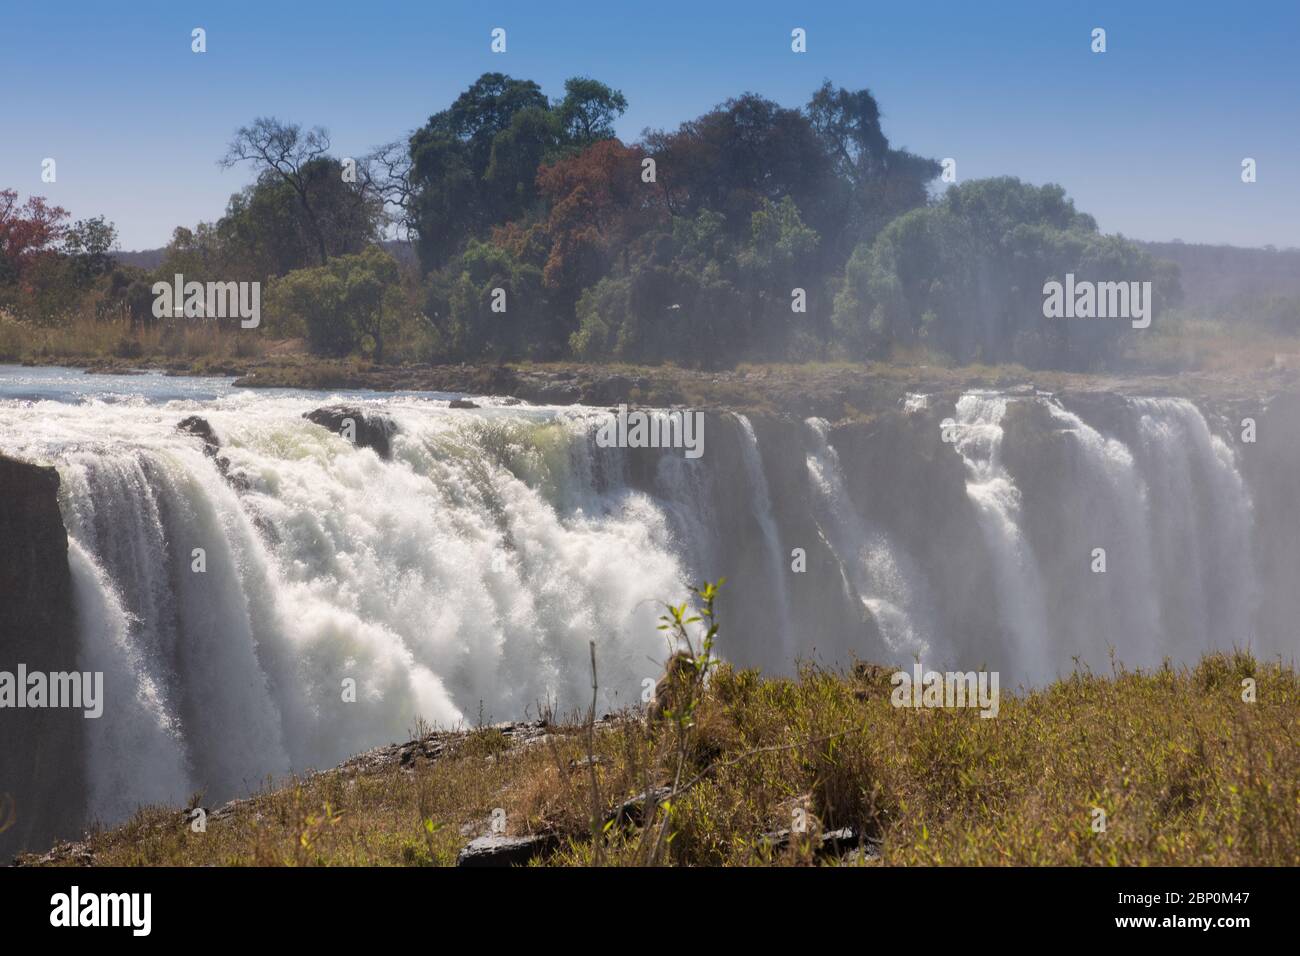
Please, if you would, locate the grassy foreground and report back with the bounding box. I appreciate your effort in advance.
[22,646,1298,867]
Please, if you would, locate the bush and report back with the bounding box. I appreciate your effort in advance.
[267,246,400,359]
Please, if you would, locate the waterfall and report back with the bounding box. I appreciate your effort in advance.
[1,395,689,824]
[68,538,193,822]
[1040,399,1162,667]
[733,415,794,661]
[952,393,1051,678]
[0,373,1277,835]
[803,417,930,662]
[1130,398,1255,655]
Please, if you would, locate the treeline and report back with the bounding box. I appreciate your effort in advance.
[2,74,1186,369]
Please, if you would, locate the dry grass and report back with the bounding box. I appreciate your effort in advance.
[25,648,1297,868]
[0,314,264,365]
[1123,315,1300,375]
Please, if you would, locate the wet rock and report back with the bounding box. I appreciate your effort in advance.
[176,417,252,493]
[177,415,221,455]
[448,398,480,409]
[304,405,398,460]
[0,454,85,859]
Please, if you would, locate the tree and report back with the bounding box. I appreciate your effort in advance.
[220,118,337,265]
[484,106,563,215]
[409,74,550,270]
[570,211,748,368]
[556,77,628,144]
[737,196,822,357]
[63,216,119,284]
[424,239,549,360]
[806,82,941,253]
[0,190,69,288]
[408,73,626,272]
[642,94,836,237]
[832,177,1181,369]
[268,246,400,359]
[359,140,418,241]
[221,160,383,278]
[806,82,890,185]
[532,140,664,297]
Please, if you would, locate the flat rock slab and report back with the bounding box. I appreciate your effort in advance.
[456,833,559,868]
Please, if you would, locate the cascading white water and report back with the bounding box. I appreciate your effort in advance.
[803,417,931,662]
[0,392,689,821]
[948,390,1257,681]
[68,538,193,823]
[1130,398,1255,655]
[1040,400,1162,667]
[733,415,794,660]
[952,393,1052,678]
[0,367,1272,833]
[646,414,720,586]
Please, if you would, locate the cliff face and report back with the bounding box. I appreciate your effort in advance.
[0,454,85,860]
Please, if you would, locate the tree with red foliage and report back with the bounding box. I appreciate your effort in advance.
[0,189,69,290]
[532,140,666,296]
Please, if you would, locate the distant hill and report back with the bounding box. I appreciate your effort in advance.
[111,248,167,270]
[1137,240,1300,311]
[112,240,418,273]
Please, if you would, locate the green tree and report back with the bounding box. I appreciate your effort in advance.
[806,81,942,255]
[737,197,822,357]
[571,212,747,368]
[409,74,550,269]
[268,246,401,359]
[220,118,376,267]
[424,239,548,360]
[556,77,628,145]
[62,216,118,284]
[833,178,1181,368]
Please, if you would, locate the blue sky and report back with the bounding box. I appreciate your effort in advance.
[2,0,1297,250]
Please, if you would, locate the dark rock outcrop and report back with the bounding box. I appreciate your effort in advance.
[448,398,480,409]
[303,405,398,460]
[176,416,250,492]
[177,415,221,455]
[0,454,85,860]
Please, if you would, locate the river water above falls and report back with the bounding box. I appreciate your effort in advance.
[0,365,1295,837]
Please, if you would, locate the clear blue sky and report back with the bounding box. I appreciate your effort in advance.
[2,0,1297,250]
